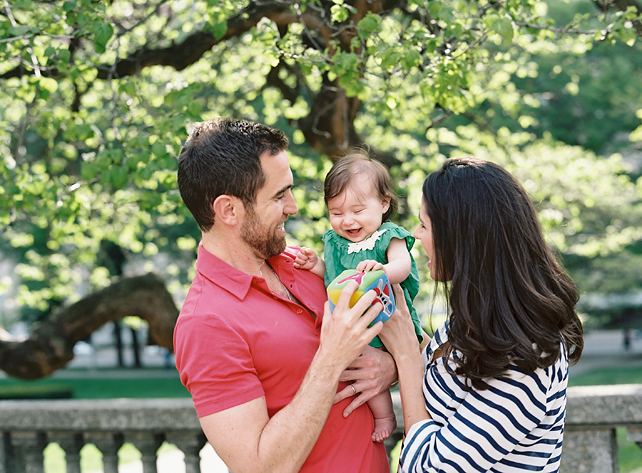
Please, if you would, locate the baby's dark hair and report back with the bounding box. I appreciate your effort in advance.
[324,151,398,221]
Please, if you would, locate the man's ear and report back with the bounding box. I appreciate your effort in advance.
[212,195,243,226]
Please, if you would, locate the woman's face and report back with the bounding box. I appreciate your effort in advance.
[413,199,443,281]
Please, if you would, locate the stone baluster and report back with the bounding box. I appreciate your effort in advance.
[166,432,208,473]
[52,432,83,473]
[1,432,14,473]
[560,427,619,473]
[9,431,46,473]
[126,432,164,473]
[84,432,124,473]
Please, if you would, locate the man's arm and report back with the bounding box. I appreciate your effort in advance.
[199,283,383,473]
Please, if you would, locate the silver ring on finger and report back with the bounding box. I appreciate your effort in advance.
[350,384,357,396]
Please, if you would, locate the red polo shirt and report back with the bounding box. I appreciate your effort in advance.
[174,244,388,473]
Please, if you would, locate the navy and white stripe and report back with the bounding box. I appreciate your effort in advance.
[400,322,569,473]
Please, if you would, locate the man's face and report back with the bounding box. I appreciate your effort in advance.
[240,150,298,259]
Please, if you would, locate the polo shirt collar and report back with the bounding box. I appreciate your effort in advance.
[195,243,294,301]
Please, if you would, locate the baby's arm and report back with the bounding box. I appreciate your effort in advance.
[355,238,411,285]
[382,238,412,284]
[294,247,326,279]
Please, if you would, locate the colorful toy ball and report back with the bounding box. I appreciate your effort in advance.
[327,269,395,325]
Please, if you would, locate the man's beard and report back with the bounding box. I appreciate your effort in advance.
[241,205,287,259]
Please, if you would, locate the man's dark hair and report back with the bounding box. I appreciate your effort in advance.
[177,118,289,231]
[423,157,583,389]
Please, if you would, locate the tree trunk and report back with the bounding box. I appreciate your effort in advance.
[0,273,178,380]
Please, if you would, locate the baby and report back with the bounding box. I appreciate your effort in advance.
[295,152,423,443]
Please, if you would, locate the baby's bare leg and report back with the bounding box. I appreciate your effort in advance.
[366,389,397,443]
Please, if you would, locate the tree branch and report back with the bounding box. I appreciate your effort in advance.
[0,273,179,380]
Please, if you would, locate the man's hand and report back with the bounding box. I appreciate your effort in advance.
[333,345,398,418]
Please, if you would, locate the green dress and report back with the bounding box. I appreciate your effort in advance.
[322,221,423,348]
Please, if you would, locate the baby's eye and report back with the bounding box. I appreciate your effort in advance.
[354,209,364,214]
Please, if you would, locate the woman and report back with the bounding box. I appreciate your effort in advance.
[379,157,584,473]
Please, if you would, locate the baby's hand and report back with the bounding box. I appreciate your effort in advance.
[294,247,319,271]
[356,260,385,273]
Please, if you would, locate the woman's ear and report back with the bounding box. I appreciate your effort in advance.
[212,195,243,226]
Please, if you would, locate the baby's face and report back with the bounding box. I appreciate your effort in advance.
[327,174,389,243]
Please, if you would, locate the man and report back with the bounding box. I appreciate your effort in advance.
[174,118,397,473]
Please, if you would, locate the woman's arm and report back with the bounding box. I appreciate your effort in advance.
[399,364,551,473]
[378,284,431,432]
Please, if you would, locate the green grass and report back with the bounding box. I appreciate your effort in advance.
[569,365,642,387]
[0,369,191,399]
[0,383,73,400]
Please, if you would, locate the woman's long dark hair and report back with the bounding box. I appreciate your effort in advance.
[423,157,583,389]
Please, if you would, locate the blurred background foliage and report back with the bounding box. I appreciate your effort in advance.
[1,0,642,333]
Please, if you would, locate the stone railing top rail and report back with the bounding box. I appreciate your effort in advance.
[0,398,200,431]
[1,384,642,432]
[565,384,642,426]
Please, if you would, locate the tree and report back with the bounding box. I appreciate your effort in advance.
[0,273,177,379]
[1,0,641,377]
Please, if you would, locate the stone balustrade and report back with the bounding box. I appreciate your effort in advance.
[0,385,641,472]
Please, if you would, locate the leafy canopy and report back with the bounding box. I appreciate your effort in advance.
[1,0,641,325]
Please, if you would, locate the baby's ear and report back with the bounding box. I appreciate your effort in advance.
[381,196,391,214]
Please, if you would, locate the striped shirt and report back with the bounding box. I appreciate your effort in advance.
[400,322,569,473]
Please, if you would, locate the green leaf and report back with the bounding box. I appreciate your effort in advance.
[331,4,350,23]
[152,142,168,159]
[110,167,128,190]
[357,14,380,38]
[381,50,402,70]
[493,17,514,46]
[9,25,35,36]
[81,162,98,181]
[188,101,203,117]
[212,22,227,40]
[91,21,113,54]
[401,50,421,71]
